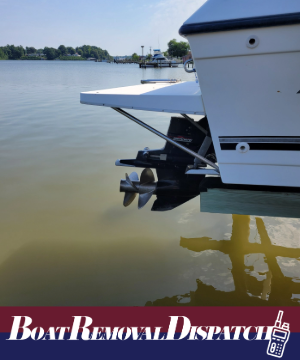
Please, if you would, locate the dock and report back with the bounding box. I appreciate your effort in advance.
[111,59,181,68]
[113,60,139,64]
[139,62,179,68]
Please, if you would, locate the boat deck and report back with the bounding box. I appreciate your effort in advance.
[80,81,205,115]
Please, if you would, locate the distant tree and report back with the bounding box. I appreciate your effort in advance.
[132,53,139,61]
[58,45,66,55]
[1,46,11,59]
[2,45,25,59]
[167,39,190,58]
[146,54,151,60]
[163,51,168,57]
[26,46,36,54]
[43,47,58,60]
[77,49,83,56]
[0,48,7,59]
[66,47,75,55]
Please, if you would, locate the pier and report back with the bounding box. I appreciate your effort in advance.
[139,62,179,68]
[112,59,181,68]
[114,59,139,64]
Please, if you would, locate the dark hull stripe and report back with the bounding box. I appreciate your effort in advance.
[221,143,300,151]
[219,137,300,144]
[179,12,300,36]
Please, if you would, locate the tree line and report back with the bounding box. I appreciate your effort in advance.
[0,39,189,61]
[0,44,112,60]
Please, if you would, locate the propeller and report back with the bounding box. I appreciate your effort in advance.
[120,169,156,209]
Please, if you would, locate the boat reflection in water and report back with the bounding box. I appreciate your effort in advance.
[146,187,300,306]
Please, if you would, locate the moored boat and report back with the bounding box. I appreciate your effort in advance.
[143,49,179,67]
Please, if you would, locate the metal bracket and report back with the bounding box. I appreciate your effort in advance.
[183,59,196,73]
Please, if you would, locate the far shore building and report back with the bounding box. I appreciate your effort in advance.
[27,53,45,57]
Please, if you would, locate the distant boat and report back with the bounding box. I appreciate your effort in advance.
[147,49,179,67]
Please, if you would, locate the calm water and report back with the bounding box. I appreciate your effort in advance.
[0,60,299,306]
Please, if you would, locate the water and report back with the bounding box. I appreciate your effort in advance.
[0,60,299,306]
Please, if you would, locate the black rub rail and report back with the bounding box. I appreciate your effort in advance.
[179,12,300,36]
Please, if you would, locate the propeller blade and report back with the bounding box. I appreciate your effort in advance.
[140,168,155,185]
[123,192,136,207]
[129,172,139,182]
[126,172,138,191]
[138,191,154,209]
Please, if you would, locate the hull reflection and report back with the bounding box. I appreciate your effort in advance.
[146,215,300,306]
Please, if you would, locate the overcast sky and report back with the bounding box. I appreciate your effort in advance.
[0,0,206,55]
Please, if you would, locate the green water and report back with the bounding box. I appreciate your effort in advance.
[0,60,299,306]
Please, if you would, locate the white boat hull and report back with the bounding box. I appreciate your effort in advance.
[183,17,300,187]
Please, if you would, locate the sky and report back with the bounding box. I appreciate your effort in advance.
[0,0,206,56]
